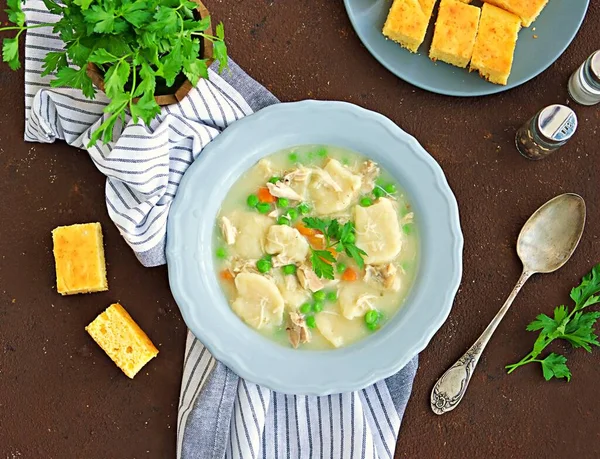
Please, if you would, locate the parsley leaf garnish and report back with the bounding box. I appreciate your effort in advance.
[302,217,367,278]
[506,264,600,381]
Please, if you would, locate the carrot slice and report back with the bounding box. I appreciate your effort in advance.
[341,268,358,282]
[308,235,325,249]
[295,223,317,237]
[220,270,234,281]
[257,187,276,203]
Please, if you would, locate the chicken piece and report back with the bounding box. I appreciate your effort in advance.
[286,311,311,349]
[364,263,401,292]
[267,181,303,201]
[359,160,380,193]
[297,264,324,292]
[220,216,237,245]
[283,167,311,183]
[229,257,259,274]
[265,225,309,263]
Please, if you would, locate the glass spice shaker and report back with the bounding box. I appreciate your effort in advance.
[568,50,600,106]
[515,104,578,160]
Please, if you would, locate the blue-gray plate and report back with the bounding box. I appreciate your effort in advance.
[167,100,463,395]
[343,0,590,96]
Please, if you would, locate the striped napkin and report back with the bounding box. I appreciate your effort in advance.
[22,1,419,457]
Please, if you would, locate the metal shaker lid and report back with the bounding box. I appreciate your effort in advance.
[537,104,578,144]
[591,50,600,84]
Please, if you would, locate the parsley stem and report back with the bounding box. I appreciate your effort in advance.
[0,23,54,32]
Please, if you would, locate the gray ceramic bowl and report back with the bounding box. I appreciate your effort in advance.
[344,0,590,96]
[167,100,463,395]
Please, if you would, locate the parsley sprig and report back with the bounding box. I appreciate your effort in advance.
[506,264,600,381]
[1,0,228,146]
[302,217,367,280]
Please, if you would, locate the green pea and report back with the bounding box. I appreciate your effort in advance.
[305,316,316,329]
[335,243,343,252]
[247,194,259,207]
[366,321,378,331]
[384,183,397,194]
[282,264,297,275]
[342,158,350,166]
[336,262,347,274]
[313,290,326,301]
[256,202,271,214]
[317,147,328,158]
[360,197,373,207]
[216,247,227,259]
[326,291,337,302]
[345,233,355,244]
[277,216,291,226]
[287,208,298,220]
[256,259,271,273]
[373,187,385,198]
[365,310,379,325]
[313,301,323,313]
[402,224,412,235]
[277,197,289,207]
[299,303,312,314]
[264,254,273,261]
[289,152,298,162]
[298,203,311,215]
[269,176,280,184]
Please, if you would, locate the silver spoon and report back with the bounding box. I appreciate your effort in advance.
[431,193,586,415]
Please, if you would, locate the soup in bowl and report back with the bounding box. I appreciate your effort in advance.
[214,145,419,350]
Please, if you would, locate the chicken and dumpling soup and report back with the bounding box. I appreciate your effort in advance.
[214,145,418,350]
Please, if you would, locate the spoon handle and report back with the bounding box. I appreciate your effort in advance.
[430,270,532,415]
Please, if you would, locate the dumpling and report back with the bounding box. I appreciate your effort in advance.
[264,225,309,263]
[309,159,362,215]
[338,283,381,320]
[228,211,274,259]
[315,309,366,348]
[232,273,285,329]
[354,198,402,264]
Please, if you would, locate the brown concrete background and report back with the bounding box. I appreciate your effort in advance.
[1,1,599,458]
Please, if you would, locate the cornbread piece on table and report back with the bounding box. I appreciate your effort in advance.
[52,222,108,295]
[382,0,438,53]
[470,3,521,85]
[86,303,159,378]
[483,0,548,27]
[429,0,481,68]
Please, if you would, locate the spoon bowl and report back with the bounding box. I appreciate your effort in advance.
[517,193,586,274]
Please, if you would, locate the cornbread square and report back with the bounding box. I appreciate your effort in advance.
[86,303,159,379]
[483,0,548,27]
[52,222,108,295]
[470,3,521,85]
[382,0,438,53]
[429,0,481,68]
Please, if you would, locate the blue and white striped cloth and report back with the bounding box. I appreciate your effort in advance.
[22,2,419,457]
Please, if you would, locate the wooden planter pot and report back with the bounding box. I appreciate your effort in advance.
[86,0,214,106]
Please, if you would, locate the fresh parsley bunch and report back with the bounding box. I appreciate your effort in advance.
[302,217,367,280]
[1,0,228,146]
[506,264,600,381]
